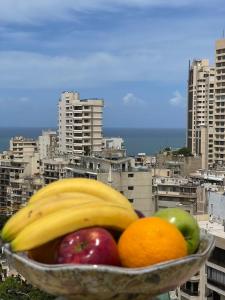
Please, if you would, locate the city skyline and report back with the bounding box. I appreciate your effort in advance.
[0,1,224,128]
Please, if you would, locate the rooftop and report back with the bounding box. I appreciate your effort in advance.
[199,220,225,240]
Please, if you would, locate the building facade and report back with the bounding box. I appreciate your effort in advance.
[58,91,104,163]
[9,136,38,160]
[187,59,215,169]
[214,39,225,166]
[38,130,58,160]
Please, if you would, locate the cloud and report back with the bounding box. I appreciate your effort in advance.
[0,50,172,89]
[122,93,145,106]
[169,91,184,106]
[0,0,208,24]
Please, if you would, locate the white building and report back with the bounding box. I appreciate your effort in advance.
[38,130,58,159]
[178,187,225,300]
[58,91,104,163]
[102,137,124,150]
[187,59,215,169]
[214,39,225,166]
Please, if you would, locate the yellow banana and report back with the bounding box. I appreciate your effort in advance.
[1,193,106,242]
[11,202,138,252]
[29,178,133,210]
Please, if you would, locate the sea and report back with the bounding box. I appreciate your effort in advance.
[0,127,186,156]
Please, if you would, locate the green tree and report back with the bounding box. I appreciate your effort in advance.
[173,147,192,157]
[0,276,54,300]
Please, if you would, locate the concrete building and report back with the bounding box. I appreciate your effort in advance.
[0,152,41,215]
[40,154,153,216]
[58,91,104,162]
[102,137,124,150]
[153,177,208,215]
[38,130,58,159]
[179,220,225,300]
[156,152,202,177]
[153,177,198,214]
[41,156,71,184]
[214,39,225,167]
[9,136,38,160]
[187,59,215,169]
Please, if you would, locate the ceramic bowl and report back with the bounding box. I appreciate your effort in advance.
[3,232,215,300]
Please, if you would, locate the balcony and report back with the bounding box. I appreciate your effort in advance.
[207,266,225,293]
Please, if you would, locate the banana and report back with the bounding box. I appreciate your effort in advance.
[1,193,106,242]
[11,202,138,252]
[28,178,133,210]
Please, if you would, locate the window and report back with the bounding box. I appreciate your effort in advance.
[128,186,134,190]
[128,173,134,177]
[128,199,134,203]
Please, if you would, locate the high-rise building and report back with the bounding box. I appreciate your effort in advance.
[213,39,225,166]
[187,59,215,169]
[58,91,104,163]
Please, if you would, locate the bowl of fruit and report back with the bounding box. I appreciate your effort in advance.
[2,179,215,300]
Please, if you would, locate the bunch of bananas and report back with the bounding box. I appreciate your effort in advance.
[1,178,138,252]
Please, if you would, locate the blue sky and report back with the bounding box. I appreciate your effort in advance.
[0,0,224,128]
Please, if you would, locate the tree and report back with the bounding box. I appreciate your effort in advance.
[0,276,54,300]
[172,147,192,157]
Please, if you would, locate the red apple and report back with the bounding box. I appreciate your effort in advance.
[56,227,121,266]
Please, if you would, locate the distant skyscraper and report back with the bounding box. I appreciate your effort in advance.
[58,91,104,163]
[213,39,225,166]
[187,59,215,168]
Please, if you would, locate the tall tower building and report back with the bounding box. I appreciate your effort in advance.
[187,59,215,169]
[213,39,225,166]
[58,91,104,163]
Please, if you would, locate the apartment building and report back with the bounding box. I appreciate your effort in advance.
[102,137,124,150]
[214,39,225,166]
[187,59,215,169]
[38,130,58,160]
[0,152,41,215]
[153,177,206,215]
[9,136,38,160]
[41,154,153,216]
[156,152,202,177]
[58,91,104,163]
[179,220,225,300]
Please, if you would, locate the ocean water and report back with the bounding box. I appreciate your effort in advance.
[0,127,186,156]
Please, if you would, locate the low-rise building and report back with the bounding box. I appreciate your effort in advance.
[153,177,198,214]
[156,152,202,177]
[9,136,37,160]
[0,151,41,214]
[50,154,154,216]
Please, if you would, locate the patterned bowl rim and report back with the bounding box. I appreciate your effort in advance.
[3,232,215,275]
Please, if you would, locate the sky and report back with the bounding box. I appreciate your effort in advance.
[0,0,224,128]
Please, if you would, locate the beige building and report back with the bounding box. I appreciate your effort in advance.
[38,130,58,159]
[187,59,215,169]
[9,136,38,160]
[41,154,153,216]
[214,39,225,166]
[153,177,200,214]
[0,152,41,215]
[58,91,104,163]
[156,152,202,177]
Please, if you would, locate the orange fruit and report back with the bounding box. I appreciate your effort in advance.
[118,217,187,268]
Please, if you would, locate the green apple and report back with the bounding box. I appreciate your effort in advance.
[154,208,200,254]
